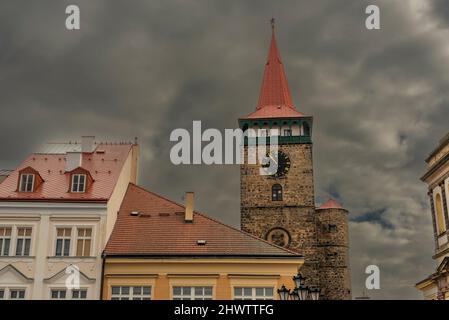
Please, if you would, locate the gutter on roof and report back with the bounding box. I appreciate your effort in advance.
[102,253,303,259]
[0,198,109,203]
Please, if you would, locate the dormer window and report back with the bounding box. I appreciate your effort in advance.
[67,168,92,194]
[19,174,34,192]
[71,174,86,193]
[17,167,43,193]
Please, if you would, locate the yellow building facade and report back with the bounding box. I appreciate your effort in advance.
[103,258,301,300]
[102,184,303,300]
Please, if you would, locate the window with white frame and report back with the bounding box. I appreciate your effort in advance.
[19,174,34,192]
[55,228,71,256]
[76,228,92,256]
[234,287,274,300]
[72,289,88,299]
[50,289,87,300]
[0,227,11,256]
[15,227,32,256]
[71,174,86,193]
[172,286,213,300]
[0,288,27,300]
[111,286,151,300]
[283,129,292,136]
[51,289,66,299]
[9,289,26,300]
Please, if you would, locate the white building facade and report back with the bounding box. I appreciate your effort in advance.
[416,133,449,299]
[0,137,139,299]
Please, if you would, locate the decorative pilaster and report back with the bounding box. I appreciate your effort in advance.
[440,181,449,232]
[428,190,438,250]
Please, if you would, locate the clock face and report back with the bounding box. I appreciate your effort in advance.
[261,151,290,177]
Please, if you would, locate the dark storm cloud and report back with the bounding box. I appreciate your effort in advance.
[0,0,447,299]
[431,0,449,27]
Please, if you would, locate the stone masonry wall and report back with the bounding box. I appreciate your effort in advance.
[316,207,351,300]
[240,143,351,300]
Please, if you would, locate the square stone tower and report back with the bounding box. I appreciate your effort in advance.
[239,21,351,300]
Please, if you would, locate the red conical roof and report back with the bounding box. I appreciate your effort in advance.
[257,27,295,110]
[241,22,305,120]
[317,199,345,210]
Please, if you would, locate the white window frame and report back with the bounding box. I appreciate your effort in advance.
[48,287,89,300]
[233,287,274,300]
[172,286,213,300]
[9,288,26,300]
[50,288,67,300]
[55,227,72,257]
[71,288,88,300]
[283,129,292,136]
[52,225,96,257]
[19,174,34,192]
[75,227,92,257]
[111,286,152,300]
[0,287,29,300]
[71,174,86,193]
[0,226,12,256]
[15,227,32,256]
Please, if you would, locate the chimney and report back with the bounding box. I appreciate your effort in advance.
[66,151,82,172]
[185,192,194,222]
[81,136,95,153]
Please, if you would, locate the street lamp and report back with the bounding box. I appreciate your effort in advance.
[278,272,320,301]
[298,285,309,301]
[293,273,306,288]
[277,285,290,301]
[309,287,320,301]
[289,288,299,301]
[293,273,309,300]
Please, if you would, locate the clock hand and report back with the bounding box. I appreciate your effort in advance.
[268,152,278,165]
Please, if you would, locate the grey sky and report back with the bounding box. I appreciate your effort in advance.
[1,0,448,299]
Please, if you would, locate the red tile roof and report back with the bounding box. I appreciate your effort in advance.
[104,184,301,257]
[243,105,305,119]
[317,199,345,210]
[0,143,133,202]
[241,26,306,120]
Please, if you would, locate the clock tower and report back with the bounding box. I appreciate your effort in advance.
[239,21,351,300]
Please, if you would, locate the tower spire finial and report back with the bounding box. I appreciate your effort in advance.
[270,17,275,30]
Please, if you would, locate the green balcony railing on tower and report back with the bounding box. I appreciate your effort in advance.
[244,135,312,146]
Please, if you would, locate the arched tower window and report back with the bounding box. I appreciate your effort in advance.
[436,193,446,234]
[303,122,311,136]
[272,184,283,201]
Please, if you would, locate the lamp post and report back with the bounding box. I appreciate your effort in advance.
[277,272,320,301]
[277,285,290,301]
[289,288,299,301]
[309,287,320,301]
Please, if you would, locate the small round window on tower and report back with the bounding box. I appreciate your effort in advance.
[266,228,291,248]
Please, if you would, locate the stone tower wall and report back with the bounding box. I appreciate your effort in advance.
[240,142,352,300]
[316,207,352,300]
[240,143,320,288]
